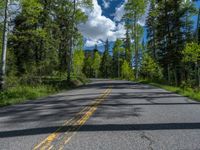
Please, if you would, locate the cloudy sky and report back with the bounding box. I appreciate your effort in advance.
[78,0,200,51]
[78,0,136,50]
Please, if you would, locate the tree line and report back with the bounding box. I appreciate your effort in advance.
[146,0,200,88]
[0,0,200,91]
[0,0,92,90]
[84,0,200,90]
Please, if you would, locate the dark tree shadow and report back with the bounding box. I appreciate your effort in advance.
[0,79,199,139]
[1,122,200,138]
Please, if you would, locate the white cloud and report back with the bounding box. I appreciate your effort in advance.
[138,2,150,26]
[102,0,110,9]
[85,40,103,47]
[107,23,126,41]
[114,0,127,21]
[78,0,126,48]
[114,0,149,26]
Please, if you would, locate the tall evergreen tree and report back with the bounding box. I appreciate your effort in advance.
[146,0,158,59]
[92,51,101,78]
[125,29,132,66]
[146,0,196,85]
[100,39,112,78]
[112,39,124,78]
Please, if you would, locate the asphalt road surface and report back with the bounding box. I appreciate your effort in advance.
[0,79,200,150]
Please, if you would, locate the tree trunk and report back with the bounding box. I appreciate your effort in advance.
[67,38,73,82]
[167,64,171,84]
[174,66,178,86]
[95,71,98,78]
[195,62,199,88]
[134,14,139,80]
[67,0,76,82]
[197,62,200,88]
[118,52,120,78]
[0,0,10,90]
[153,29,156,60]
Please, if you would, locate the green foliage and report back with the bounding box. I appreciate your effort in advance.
[140,81,200,102]
[73,49,85,76]
[140,53,163,80]
[100,39,112,78]
[112,39,124,78]
[5,0,92,79]
[0,0,94,105]
[0,24,2,61]
[21,0,42,24]
[124,30,132,66]
[0,74,88,107]
[1,0,199,108]
[92,51,101,78]
[182,42,200,63]
[124,0,147,20]
[121,60,133,80]
[124,0,146,79]
[182,42,200,87]
[146,0,197,86]
[83,55,93,77]
[0,84,56,106]
[9,0,59,76]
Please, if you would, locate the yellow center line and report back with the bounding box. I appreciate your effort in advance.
[33,88,112,150]
[60,88,112,148]
[33,117,74,150]
[47,145,53,150]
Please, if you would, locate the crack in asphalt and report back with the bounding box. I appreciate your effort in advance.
[141,132,154,150]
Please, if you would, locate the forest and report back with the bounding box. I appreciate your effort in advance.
[0,0,200,106]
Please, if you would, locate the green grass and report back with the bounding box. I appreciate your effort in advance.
[0,76,88,107]
[0,85,57,107]
[139,80,200,101]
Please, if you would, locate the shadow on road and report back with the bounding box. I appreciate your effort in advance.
[1,122,200,138]
[0,80,198,124]
[0,79,199,139]
[81,81,158,90]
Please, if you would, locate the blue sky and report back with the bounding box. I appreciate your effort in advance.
[78,0,127,51]
[79,0,200,51]
[100,0,124,20]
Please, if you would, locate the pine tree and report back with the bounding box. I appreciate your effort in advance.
[125,29,132,66]
[10,0,46,75]
[100,39,112,78]
[146,0,196,85]
[112,39,124,78]
[146,0,158,59]
[92,51,101,78]
[83,55,93,78]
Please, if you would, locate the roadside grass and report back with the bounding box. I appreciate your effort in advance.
[139,80,200,101]
[0,85,56,107]
[0,75,89,107]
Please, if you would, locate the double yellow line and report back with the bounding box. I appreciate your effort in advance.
[33,88,112,150]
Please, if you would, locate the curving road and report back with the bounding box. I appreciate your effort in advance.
[0,79,200,150]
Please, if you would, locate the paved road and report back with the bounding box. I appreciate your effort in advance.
[0,79,200,150]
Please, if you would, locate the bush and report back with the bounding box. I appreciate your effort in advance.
[121,60,134,80]
[140,53,163,80]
